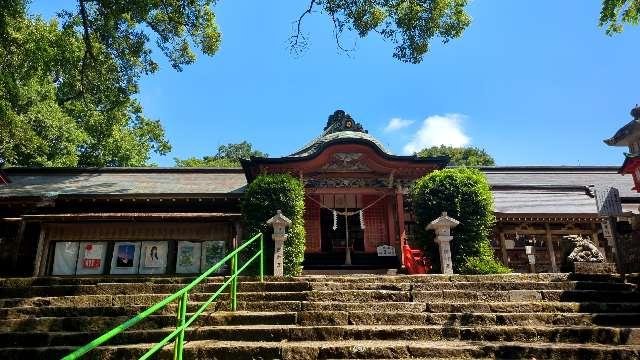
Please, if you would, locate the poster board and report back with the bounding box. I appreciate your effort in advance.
[52,242,79,275]
[138,241,168,274]
[110,242,141,275]
[75,242,107,275]
[176,241,202,274]
[201,241,227,274]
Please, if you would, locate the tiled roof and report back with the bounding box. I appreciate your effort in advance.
[492,189,598,214]
[0,168,247,198]
[479,166,637,198]
[0,166,638,215]
[290,131,392,157]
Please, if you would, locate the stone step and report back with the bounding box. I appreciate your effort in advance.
[4,300,640,320]
[1,339,639,359]
[300,273,625,283]
[299,311,640,327]
[0,281,313,298]
[309,281,635,292]
[0,312,297,332]
[3,311,638,332]
[0,273,628,289]
[423,301,640,314]
[4,288,639,309]
[1,325,638,347]
[412,289,640,303]
[2,280,633,299]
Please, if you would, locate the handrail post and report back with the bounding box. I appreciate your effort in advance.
[230,252,238,311]
[260,233,264,283]
[173,292,188,360]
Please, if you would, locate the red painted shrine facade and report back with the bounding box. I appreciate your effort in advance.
[242,111,447,268]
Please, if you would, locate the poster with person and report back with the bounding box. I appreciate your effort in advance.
[52,242,79,275]
[138,241,168,274]
[75,242,107,275]
[201,241,227,274]
[176,241,201,274]
[110,242,141,275]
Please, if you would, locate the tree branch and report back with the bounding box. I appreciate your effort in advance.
[290,0,316,53]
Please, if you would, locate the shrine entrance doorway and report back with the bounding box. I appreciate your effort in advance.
[320,209,365,253]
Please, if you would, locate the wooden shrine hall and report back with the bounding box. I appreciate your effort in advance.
[1,110,639,276]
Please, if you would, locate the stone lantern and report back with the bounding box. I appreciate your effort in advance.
[427,212,460,274]
[266,210,292,276]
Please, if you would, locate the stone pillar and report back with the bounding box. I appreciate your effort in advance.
[427,212,460,275]
[435,235,454,274]
[273,238,285,277]
[266,210,292,277]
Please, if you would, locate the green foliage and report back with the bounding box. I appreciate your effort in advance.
[417,145,495,166]
[600,0,640,34]
[0,2,172,167]
[174,141,267,168]
[292,0,471,63]
[174,157,239,168]
[241,174,306,276]
[411,168,509,274]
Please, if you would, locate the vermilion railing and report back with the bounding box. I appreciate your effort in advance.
[63,232,265,360]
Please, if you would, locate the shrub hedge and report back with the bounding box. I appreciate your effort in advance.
[241,173,306,276]
[411,167,510,274]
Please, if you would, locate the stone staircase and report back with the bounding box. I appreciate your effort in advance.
[0,273,639,359]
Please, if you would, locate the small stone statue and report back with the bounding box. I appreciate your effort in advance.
[564,235,606,264]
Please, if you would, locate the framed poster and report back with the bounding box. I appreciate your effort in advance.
[110,242,141,275]
[75,242,107,275]
[201,241,227,274]
[176,241,202,274]
[139,241,168,274]
[52,242,79,275]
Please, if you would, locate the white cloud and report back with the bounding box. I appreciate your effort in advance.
[402,114,470,155]
[384,118,414,132]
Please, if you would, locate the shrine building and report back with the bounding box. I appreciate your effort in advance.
[1,110,639,277]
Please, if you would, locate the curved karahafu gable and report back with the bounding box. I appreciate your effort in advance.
[241,110,448,182]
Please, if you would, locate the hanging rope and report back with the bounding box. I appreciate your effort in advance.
[306,193,389,231]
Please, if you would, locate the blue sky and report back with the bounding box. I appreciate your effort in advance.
[30,1,640,166]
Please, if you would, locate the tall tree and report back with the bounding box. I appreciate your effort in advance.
[0,0,225,166]
[417,145,495,167]
[600,0,640,34]
[0,6,171,167]
[174,141,267,168]
[291,0,471,64]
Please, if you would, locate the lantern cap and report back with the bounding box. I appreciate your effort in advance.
[266,210,292,226]
[427,212,460,229]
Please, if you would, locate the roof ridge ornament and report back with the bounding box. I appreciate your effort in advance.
[632,104,640,121]
[323,110,367,134]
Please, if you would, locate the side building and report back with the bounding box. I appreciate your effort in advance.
[0,111,638,276]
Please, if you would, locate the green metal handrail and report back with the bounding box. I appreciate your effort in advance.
[62,233,265,360]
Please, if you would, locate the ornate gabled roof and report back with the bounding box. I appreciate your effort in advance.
[604,104,640,147]
[290,110,392,157]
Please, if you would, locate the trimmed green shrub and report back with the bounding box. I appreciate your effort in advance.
[411,168,510,274]
[241,173,306,276]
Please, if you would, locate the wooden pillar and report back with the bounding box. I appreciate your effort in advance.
[396,187,406,268]
[545,223,558,273]
[233,221,243,249]
[33,224,47,277]
[499,231,509,267]
[11,220,26,272]
[591,223,600,247]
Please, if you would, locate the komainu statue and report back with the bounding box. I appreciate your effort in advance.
[564,235,606,264]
